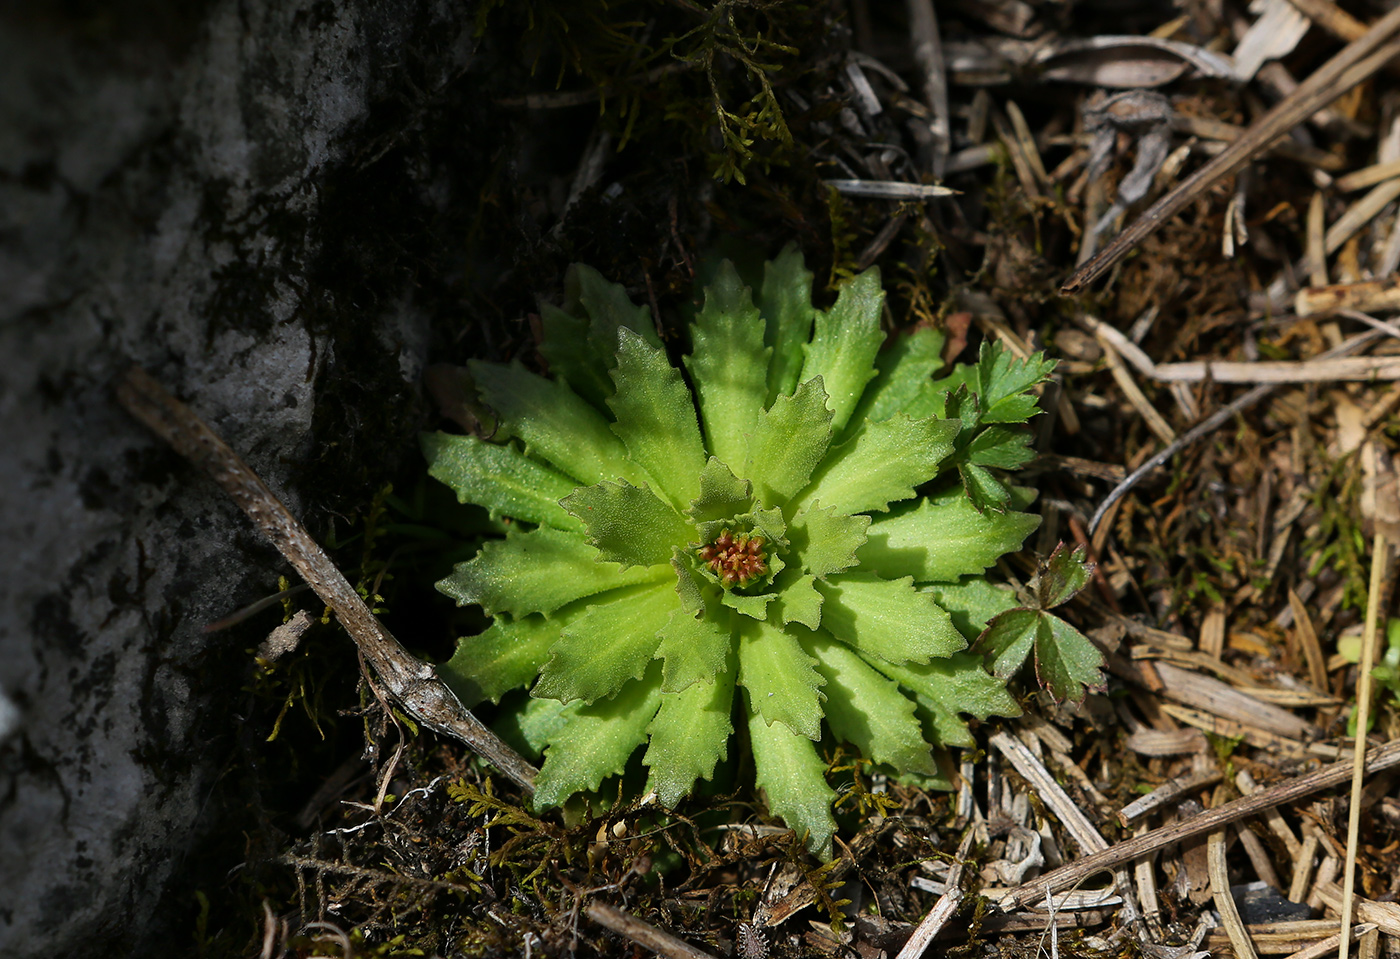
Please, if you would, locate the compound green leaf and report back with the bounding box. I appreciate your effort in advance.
[817,573,965,664]
[421,431,584,532]
[684,260,771,468]
[743,377,833,508]
[644,663,736,806]
[1035,613,1106,704]
[858,491,1040,582]
[1036,542,1093,610]
[437,525,669,617]
[737,617,824,740]
[561,480,692,569]
[533,581,679,704]
[533,664,664,809]
[788,504,868,580]
[848,326,947,429]
[804,633,937,776]
[974,607,1041,681]
[470,360,647,487]
[757,242,817,403]
[969,341,1056,425]
[960,462,1013,514]
[745,688,837,860]
[794,414,959,515]
[438,612,569,707]
[871,652,1021,748]
[964,425,1037,470]
[799,268,885,432]
[607,328,706,509]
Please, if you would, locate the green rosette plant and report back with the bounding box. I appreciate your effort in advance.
[423,246,1061,858]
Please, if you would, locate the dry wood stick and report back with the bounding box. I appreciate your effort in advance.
[116,366,540,793]
[1062,7,1400,294]
[1339,534,1388,959]
[996,738,1400,909]
[585,903,718,959]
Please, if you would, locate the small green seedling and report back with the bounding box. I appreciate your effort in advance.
[1338,617,1400,734]
[423,246,1104,857]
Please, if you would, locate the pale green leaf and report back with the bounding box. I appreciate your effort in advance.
[438,612,569,707]
[788,504,868,580]
[871,652,1022,748]
[817,572,965,664]
[922,578,1021,641]
[771,572,823,630]
[804,633,937,776]
[799,268,885,432]
[757,242,817,403]
[495,695,573,758]
[794,414,959,515]
[572,262,661,348]
[736,617,824,740]
[858,490,1041,582]
[437,525,669,616]
[533,664,664,808]
[745,688,837,860]
[686,456,753,525]
[421,431,583,532]
[561,480,691,569]
[684,261,771,468]
[743,377,832,508]
[1035,613,1106,704]
[538,302,613,410]
[656,573,734,692]
[721,589,776,620]
[607,328,706,509]
[848,326,947,429]
[644,664,736,806]
[469,360,648,487]
[533,581,679,703]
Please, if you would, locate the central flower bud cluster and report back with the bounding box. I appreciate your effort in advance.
[698,529,769,588]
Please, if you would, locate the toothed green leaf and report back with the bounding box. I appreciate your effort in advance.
[1035,613,1106,704]
[960,461,1013,514]
[607,328,706,509]
[745,688,837,859]
[562,480,691,569]
[572,262,661,346]
[743,377,833,508]
[722,588,777,620]
[421,431,584,532]
[772,572,823,630]
[684,260,770,467]
[800,268,885,432]
[645,663,736,806]
[870,652,1022,748]
[968,341,1057,425]
[496,695,573,758]
[533,581,679,703]
[1037,543,1093,609]
[758,242,817,403]
[805,633,938,776]
[439,613,566,708]
[817,572,965,664]
[538,303,614,410]
[438,525,669,617]
[788,504,869,580]
[963,425,1038,470]
[974,607,1041,681]
[795,414,959,515]
[737,617,824,740]
[922,578,1021,641]
[469,360,647,487]
[858,490,1040,582]
[850,326,948,427]
[534,665,663,808]
[687,456,753,525]
[656,600,734,693]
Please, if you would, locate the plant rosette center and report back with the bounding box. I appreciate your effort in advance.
[421,246,1094,859]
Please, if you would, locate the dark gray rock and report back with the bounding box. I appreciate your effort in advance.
[0,1,473,954]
